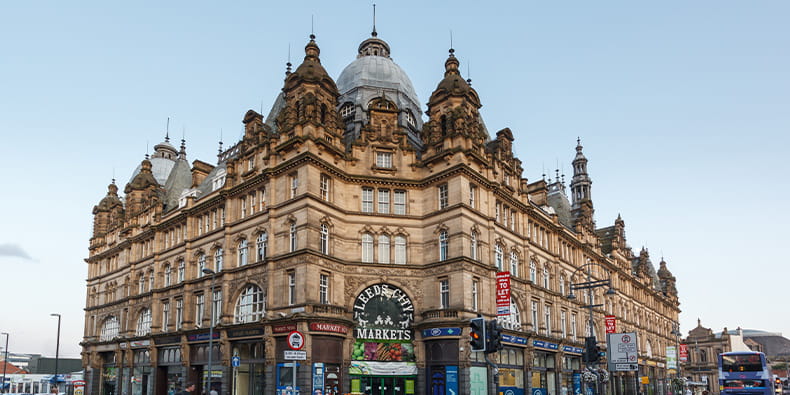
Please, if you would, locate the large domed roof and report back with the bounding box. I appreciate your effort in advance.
[337,55,419,105]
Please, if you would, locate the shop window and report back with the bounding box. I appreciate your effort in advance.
[235,284,265,323]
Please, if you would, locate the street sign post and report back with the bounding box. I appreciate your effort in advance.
[607,332,639,372]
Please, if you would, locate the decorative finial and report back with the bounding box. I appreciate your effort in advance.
[165,117,170,142]
[466,61,472,85]
[218,129,223,155]
[286,43,292,75]
[311,15,314,36]
[145,141,149,159]
[372,4,377,37]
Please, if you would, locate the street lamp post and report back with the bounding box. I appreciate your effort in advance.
[567,259,616,395]
[2,332,9,394]
[50,313,61,393]
[202,268,217,395]
[671,323,682,394]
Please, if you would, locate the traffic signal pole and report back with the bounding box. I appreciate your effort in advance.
[484,352,499,395]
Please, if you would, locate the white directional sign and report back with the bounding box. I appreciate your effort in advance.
[284,350,307,360]
[607,332,639,371]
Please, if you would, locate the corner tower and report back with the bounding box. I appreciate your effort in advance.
[570,138,595,231]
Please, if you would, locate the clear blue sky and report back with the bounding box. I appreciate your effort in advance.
[1,1,788,358]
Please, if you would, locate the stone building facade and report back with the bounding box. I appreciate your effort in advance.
[82,30,681,395]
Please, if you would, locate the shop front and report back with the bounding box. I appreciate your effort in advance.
[228,328,266,395]
[154,336,185,395]
[530,341,560,395]
[188,332,223,394]
[350,283,417,395]
[560,346,584,395]
[309,323,349,395]
[421,331,461,395]
[130,343,153,395]
[101,351,118,395]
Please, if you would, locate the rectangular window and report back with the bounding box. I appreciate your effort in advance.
[469,184,477,208]
[439,279,449,309]
[571,313,578,339]
[288,271,296,306]
[376,151,393,168]
[361,187,374,213]
[503,205,509,227]
[260,187,267,210]
[544,304,552,335]
[247,156,255,171]
[531,301,539,330]
[438,184,449,209]
[195,294,204,328]
[212,290,222,325]
[249,192,256,215]
[394,190,407,215]
[319,274,329,304]
[176,299,183,330]
[561,310,567,338]
[320,174,330,201]
[290,174,298,198]
[378,189,390,214]
[204,214,209,233]
[510,210,516,230]
[162,301,170,331]
[394,236,406,264]
[495,202,501,222]
[472,279,479,312]
[240,198,247,219]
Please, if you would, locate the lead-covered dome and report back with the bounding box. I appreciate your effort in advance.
[336,32,423,148]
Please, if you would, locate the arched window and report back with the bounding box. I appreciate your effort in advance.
[198,254,207,277]
[256,232,268,261]
[529,261,537,283]
[439,231,448,261]
[470,231,478,260]
[509,251,519,276]
[164,264,172,287]
[136,308,152,336]
[289,223,297,252]
[498,299,522,330]
[559,274,566,296]
[379,235,390,264]
[395,235,407,264]
[238,240,248,266]
[100,316,120,341]
[362,234,374,263]
[214,248,223,272]
[494,245,503,271]
[320,224,329,254]
[177,260,185,283]
[543,267,550,289]
[234,284,265,323]
[339,103,355,119]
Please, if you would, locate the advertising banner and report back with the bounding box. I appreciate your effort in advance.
[679,344,688,362]
[605,315,617,334]
[666,346,677,370]
[446,366,458,395]
[496,272,511,316]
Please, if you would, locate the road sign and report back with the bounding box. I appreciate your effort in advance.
[614,363,639,371]
[284,350,307,360]
[287,330,305,350]
[607,332,639,372]
[232,355,241,367]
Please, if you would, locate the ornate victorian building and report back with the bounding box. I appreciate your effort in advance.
[83,30,681,395]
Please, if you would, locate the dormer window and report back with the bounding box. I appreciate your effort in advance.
[340,103,355,119]
[212,169,227,192]
[404,110,415,127]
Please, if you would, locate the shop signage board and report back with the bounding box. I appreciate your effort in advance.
[309,323,348,334]
[421,327,461,338]
[605,315,617,334]
[232,356,240,367]
[284,350,307,360]
[496,272,511,316]
[607,332,639,372]
[273,324,297,333]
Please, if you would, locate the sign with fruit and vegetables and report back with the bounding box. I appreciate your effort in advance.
[351,283,416,363]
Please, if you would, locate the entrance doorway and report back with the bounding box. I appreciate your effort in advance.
[360,376,411,395]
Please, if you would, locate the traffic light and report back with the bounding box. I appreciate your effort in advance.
[584,336,600,363]
[486,319,503,354]
[469,317,486,352]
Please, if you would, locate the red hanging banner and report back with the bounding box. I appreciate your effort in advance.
[679,344,689,362]
[496,272,511,316]
[605,315,617,334]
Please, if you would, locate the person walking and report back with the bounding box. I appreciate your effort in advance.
[177,382,196,395]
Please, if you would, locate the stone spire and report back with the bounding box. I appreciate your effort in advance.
[570,138,595,231]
